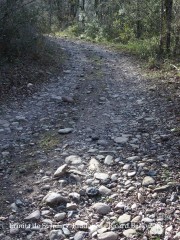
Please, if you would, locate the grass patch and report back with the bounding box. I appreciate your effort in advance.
[38,132,60,150]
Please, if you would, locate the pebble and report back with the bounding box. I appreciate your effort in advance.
[104,155,113,165]
[99,185,111,195]
[92,203,111,215]
[65,155,82,165]
[154,185,170,192]
[131,216,141,223]
[54,164,68,178]
[75,220,88,229]
[24,210,41,220]
[98,231,118,240]
[54,212,66,221]
[89,158,100,171]
[86,187,99,196]
[128,171,136,177]
[94,172,109,181]
[123,229,137,238]
[74,231,87,240]
[69,192,80,201]
[66,203,77,210]
[142,176,155,186]
[10,227,19,235]
[150,224,164,236]
[118,214,131,224]
[58,128,73,134]
[114,136,128,144]
[174,232,180,239]
[127,156,140,161]
[42,192,68,206]
[115,202,126,210]
[49,230,65,240]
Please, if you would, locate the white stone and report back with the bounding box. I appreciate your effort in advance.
[150,224,164,236]
[118,214,131,224]
[123,229,137,238]
[142,176,155,186]
[58,128,73,134]
[54,164,68,178]
[94,172,109,181]
[104,155,113,165]
[127,156,140,161]
[98,231,118,240]
[131,216,141,223]
[89,158,100,171]
[65,155,82,165]
[75,220,88,229]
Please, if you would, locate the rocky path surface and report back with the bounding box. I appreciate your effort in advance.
[0,37,179,240]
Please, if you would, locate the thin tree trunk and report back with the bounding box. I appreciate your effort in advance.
[165,0,173,54]
[136,0,142,39]
[159,0,164,56]
[49,0,52,31]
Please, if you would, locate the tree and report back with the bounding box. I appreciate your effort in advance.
[165,0,173,53]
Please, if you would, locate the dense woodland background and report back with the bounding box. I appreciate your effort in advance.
[0,0,179,97]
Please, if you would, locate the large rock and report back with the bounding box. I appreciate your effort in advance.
[65,155,82,165]
[54,164,68,178]
[42,192,68,207]
[98,231,118,240]
[142,176,155,186]
[92,203,111,215]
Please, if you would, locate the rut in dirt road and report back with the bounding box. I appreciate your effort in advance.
[0,38,179,240]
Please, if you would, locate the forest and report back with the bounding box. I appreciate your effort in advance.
[0,1,180,240]
[0,0,179,98]
[0,0,180,61]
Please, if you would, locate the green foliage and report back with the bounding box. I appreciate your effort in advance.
[124,37,160,59]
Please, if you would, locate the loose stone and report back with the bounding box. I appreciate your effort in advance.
[92,203,111,215]
[98,231,118,240]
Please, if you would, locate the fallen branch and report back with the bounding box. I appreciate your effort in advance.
[170,64,180,71]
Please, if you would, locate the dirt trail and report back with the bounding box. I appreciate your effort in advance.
[0,37,179,240]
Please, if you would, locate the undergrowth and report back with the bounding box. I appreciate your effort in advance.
[55,25,180,80]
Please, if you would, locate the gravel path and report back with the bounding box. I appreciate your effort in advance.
[0,37,179,240]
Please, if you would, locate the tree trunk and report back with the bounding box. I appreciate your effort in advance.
[136,0,142,39]
[173,26,180,56]
[159,0,164,55]
[165,0,173,54]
